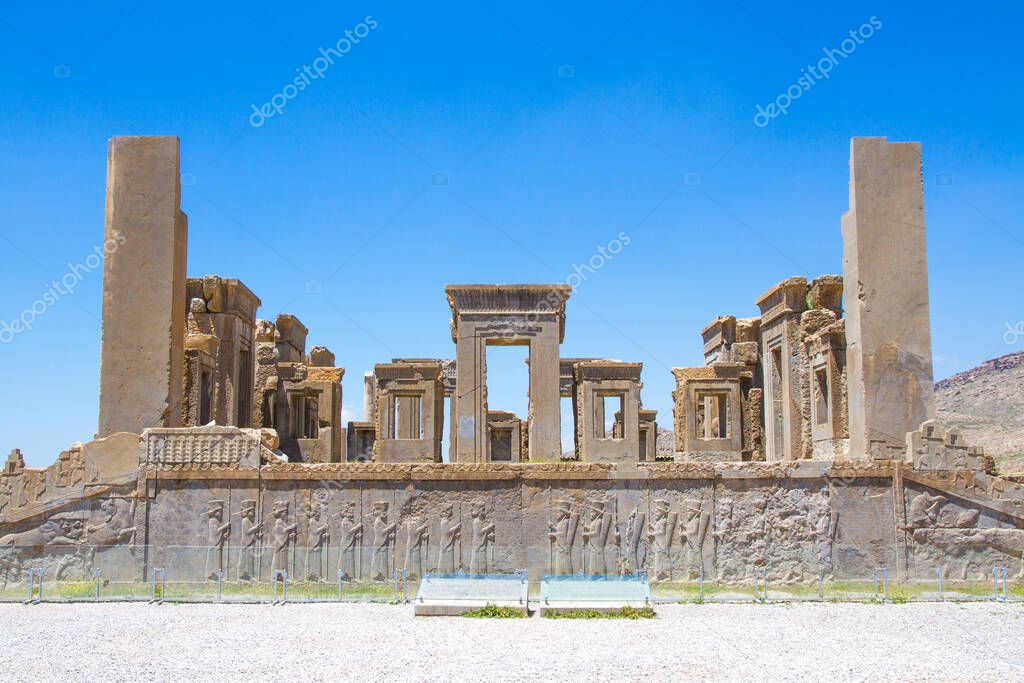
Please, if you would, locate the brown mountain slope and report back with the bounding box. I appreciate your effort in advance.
[936,351,1024,474]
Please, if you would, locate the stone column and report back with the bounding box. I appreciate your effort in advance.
[98,136,187,436]
[527,330,561,460]
[842,137,935,459]
[363,371,376,423]
[454,328,487,462]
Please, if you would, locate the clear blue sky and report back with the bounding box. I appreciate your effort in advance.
[1,1,1021,467]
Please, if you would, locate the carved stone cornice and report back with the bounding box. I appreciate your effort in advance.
[445,284,572,342]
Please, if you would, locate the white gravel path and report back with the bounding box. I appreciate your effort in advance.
[0,602,1021,682]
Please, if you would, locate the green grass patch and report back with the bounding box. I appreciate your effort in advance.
[461,604,527,618]
[545,606,655,619]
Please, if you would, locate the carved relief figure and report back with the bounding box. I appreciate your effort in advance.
[236,499,262,582]
[647,499,677,580]
[369,501,397,581]
[548,499,579,575]
[434,503,460,573]
[205,499,231,580]
[403,515,430,580]
[0,547,25,587]
[10,474,28,509]
[29,471,46,504]
[87,498,136,546]
[469,502,495,574]
[582,497,618,575]
[906,491,945,530]
[270,500,298,577]
[0,513,84,547]
[337,501,363,581]
[739,491,770,565]
[814,500,837,573]
[0,478,11,517]
[55,449,95,489]
[0,513,86,589]
[679,498,710,577]
[623,502,647,574]
[305,493,330,581]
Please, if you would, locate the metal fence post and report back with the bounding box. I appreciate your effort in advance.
[94,569,101,602]
[216,570,223,602]
[272,569,287,604]
[24,568,43,604]
[337,570,344,603]
[993,566,1007,602]
[937,567,943,602]
[874,568,888,604]
[402,569,408,603]
[754,567,767,602]
[818,569,824,601]
[698,566,704,603]
[151,568,165,604]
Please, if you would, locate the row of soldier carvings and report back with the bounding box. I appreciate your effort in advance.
[2,479,1022,584]
[201,497,496,583]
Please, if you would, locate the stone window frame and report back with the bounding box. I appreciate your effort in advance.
[684,378,742,453]
[594,390,627,441]
[695,390,730,440]
[389,392,424,441]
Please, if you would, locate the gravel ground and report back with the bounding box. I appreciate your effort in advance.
[1,602,1022,681]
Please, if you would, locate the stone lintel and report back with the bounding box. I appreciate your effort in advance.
[755,276,808,324]
[672,362,743,382]
[186,276,261,320]
[446,284,571,342]
[701,315,737,356]
[306,366,344,383]
[573,360,642,382]
[275,314,308,359]
[374,361,442,382]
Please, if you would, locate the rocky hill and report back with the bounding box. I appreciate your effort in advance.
[936,351,1024,474]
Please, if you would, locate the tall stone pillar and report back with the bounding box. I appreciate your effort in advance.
[842,137,935,459]
[527,329,562,461]
[98,136,188,436]
[363,371,376,422]
[453,330,487,462]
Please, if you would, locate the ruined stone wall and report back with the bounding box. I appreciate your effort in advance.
[132,461,1023,583]
[5,454,1023,586]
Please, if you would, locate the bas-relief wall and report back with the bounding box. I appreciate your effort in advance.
[138,470,913,582]
[4,464,1023,586]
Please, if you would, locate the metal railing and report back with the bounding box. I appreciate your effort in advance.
[1,544,1020,605]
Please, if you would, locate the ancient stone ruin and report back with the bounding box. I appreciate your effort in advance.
[2,135,1022,591]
